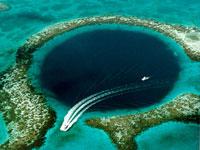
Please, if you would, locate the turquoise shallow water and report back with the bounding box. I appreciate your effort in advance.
[0,0,200,149]
[0,113,9,144]
[34,97,117,150]
[0,0,200,68]
[136,122,200,150]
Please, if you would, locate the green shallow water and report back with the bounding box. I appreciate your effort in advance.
[0,0,200,149]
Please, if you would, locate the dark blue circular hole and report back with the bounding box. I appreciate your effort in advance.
[40,29,180,110]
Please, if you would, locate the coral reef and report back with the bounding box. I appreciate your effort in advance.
[86,94,200,150]
[17,16,200,66]
[0,16,199,149]
[0,2,10,11]
[0,65,56,149]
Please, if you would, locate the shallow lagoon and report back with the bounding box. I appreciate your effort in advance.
[0,113,9,144]
[136,122,200,150]
[1,0,200,59]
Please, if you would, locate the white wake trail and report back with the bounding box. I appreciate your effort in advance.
[65,83,139,124]
[64,64,140,121]
[63,89,114,121]
[66,85,144,129]
[60,80,170,131]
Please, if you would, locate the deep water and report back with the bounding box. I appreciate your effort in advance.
[40,29,180,110]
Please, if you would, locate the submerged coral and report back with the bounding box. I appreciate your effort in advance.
[0,2,10,11]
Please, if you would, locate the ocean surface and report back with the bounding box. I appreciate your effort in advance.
[0,113,8,144]
[136,122,200,150]
[0,0,200,150]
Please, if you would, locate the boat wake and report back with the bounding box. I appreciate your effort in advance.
[60,80,171,131]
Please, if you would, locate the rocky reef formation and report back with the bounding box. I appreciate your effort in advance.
[0,16,199,149]
[86,94,200,150]
[0,65,56,149]
[17,16,200,66]
[0,2,10,11]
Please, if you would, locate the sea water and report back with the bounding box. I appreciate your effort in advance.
[0,0,199,149]
[0,113,9,144]
[0,0,200,54]
[29,25,199,150]
[136,122,200,150]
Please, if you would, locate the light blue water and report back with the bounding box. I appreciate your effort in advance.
[0,113,9,144]
[0,0,200,68]
[0,0,200,149]
[136,122,200,150]
[35,97,116,150]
